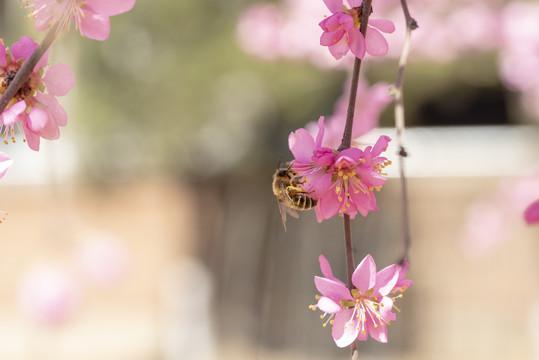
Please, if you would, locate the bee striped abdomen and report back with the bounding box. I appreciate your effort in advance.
[292,194,317,210]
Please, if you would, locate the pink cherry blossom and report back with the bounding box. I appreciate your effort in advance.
[24,0,136,41]
[524,199,539,225]
[17,265,80,327]
[310,254,411,346]
[289,117,392,221]
[319,0,395,60]
[0,36,75,151]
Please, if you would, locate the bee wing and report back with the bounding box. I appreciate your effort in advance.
[276,198,288,231]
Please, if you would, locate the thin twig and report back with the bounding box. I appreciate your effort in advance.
[0,23,58,115]
[390,0,417,263]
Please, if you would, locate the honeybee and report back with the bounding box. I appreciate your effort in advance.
[272,163,317,231]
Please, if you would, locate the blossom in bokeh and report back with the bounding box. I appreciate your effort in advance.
[319,0,395,59]
[306,78,392,149]
[524,199,539,225]
[18,265,80,327]
[0,36,75,151]
[310,254,411,346]
[75,233,130,285]
[23,0,136,40]
[289,117,391,221]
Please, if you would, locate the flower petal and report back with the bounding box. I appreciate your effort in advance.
[319,255,334,279]
[367,315,388,343]
[365,27,389,56]
[374,264,399,296]
[79,10,111,41]
[27,107,49,132]
[289,128,315,163]
[372,135,391,157]
[352,254,376,292]
[328,37,350,60]
[43,64,76,96]
[314,276,353,300]
[85,0,136,16]
[368,19,396,33]
[0,152,13,179]
[315,116,326,148]
[347,28,366,59]
[22,121,41,151]
[11,36,38,62]
[525,199,539,225]
[332,309,359,348]
[322,0,343,14]
[318,296,342,314]
[1,101,27,126]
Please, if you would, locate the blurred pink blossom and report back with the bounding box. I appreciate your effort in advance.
[524,200,539,225]
[75,233,130,285]
[310,254,411,346]
[306,78,392,149]
[18,265,79,327]
[24,0,136,40]
[0,36,75,151]
[461,175,539,257]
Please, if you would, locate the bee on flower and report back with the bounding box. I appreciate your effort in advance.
[288,116,391,222]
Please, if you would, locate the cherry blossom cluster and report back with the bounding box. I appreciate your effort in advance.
[0,0,135,218]
[310,255,411,345]
[289,116,391,221]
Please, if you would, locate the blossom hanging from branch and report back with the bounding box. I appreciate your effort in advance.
[289,116,391,222]
[23,0,136,40]
[310,254,411,346]
[0,36,75,151]
[319,0,395,59]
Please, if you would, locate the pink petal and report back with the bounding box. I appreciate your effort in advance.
[319,255,334,279]
[347,0,362,7]
[35,93,68,127]
[22,121,41,151]
[85,0,136,16]
[43,64,75,96]
[27,107,49,132]
[0,43,6,67]
[524,199,539,225]
[315,116,326,148]
[289,128,315,162]
[311,172,333,199]
[322,0,343,14]
[317,296,342,314]
[1,101,27,126]
[365,27,389,56]
[347,28,366,59]
[79,10,111,41]
[372,135,391,157]
[0,152,13,179]
[317,191,342,220]
[320,29,345,46]
[367,316,388,343]
[374,264,399,296]
[314,276,353,300]
[368,19,396,33]
[11,36,38,62]
[328,37,350,60]
[332,309,359,348]
[352,254,376,293]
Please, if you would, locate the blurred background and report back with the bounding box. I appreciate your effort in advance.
[0,0,539,359]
